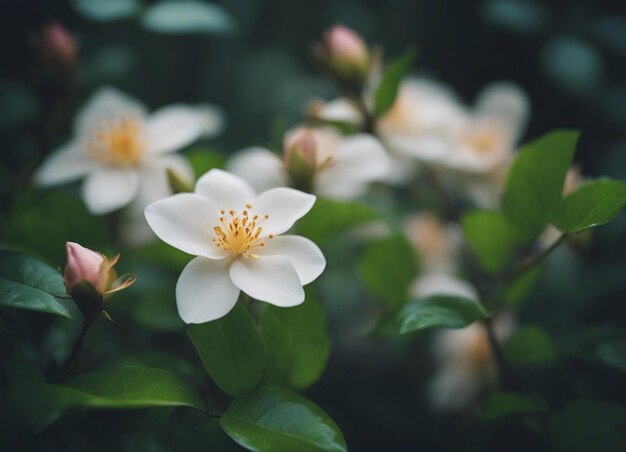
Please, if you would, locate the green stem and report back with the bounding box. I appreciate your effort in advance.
[482,317,520,392]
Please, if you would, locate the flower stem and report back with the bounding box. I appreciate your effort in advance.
[482,317,520,392]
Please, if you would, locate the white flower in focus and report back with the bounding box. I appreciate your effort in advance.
[429,313,515,413]
[36,86,223,215]
[144,169,326,324]
[227,126,391,200]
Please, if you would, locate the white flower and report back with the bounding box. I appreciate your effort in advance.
[429,313,515,413]
[227,126,391,200]
[403,213,462,274]
[144,169,326,324]
[443,82,529,174]
[36,86,223,215]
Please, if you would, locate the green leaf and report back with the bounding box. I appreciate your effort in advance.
[462,211,514,274]
[7,366,205,431]
[73,0,141,21]
[221,383,347,452]
[142,0,236,35]
[502,130,579,243]
[295,198,379,245]
[504,263,544,306]
[260,295,330,390]
[187,303,264,397]
[0,278,70,317]
[374,49,415,116]
[170,408,240,452]
[381,295,487,335]
[358,233,418,308]
[481,392,547,420]
[0,250,66,295]
[552,178,626,233]
[503,326,556,365]
[597,340,626,373]
[187,148,227,179]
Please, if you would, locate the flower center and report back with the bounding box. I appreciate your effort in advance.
[464,125,501,155]
[88,116,146,167]
[212,205,273,258]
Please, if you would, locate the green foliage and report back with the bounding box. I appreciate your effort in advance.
[260,295,330,390]
[481,392,547,420]
[187,148,228,179]
[170,409,240,452]
[221,383,348,452]
[295,198,380,245]
[502,130,578,244]
[0,251,71,317]
[374,49,415,116]
[546,400,626,452]
[6,366,205,432]
[380,295,487,335]
[141,1,236,35]
[504,264,544,306]
[2,191,109,264]
[504,326,556,365]
[187,303,264,397]
[462,211,514,274]
[552,178,626,233]
[358,233,418,309]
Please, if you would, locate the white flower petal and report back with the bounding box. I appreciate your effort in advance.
[253,187,315,236]
[176,256,240,324]
[226,147,288,193]
[144,193,229,259]
[82,167,139,214]
[195,103,225,139]
[475,82,529,142]
[259,235,325,284]
[75,86,147,136]
[315,134,390,200]
[382,133,454,162]
[410,272,478,300]
[229,255,304,307]
[36,141,97,186]
[147,104,217,154]
[195,169,256,212]
[318,98,363,125]
[133,154,194,212]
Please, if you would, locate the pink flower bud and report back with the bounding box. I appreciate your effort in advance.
[64,242,104,293]
[285,127,318,168]
[325,25,368,63]
[39,21,77,69]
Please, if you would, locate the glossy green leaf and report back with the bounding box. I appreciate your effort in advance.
[481,392,547,420]
[374,49,415,116]
[295,198,379,244]
[552,178,626,233]
[502,130,578,243]
[504,326,556,365]
[0,278,71,317]
[0,250,66,295]
[462,211,514,274]
[260,296,330,390]
[73,0,141,21]
[359,233,418,308]
[597,340,626,373]
[142,0,236,35]
[381,295,487,335]
[221,383,347,452]
[170,408,240,452]
[187,303,264,397]
[7,366,205,431]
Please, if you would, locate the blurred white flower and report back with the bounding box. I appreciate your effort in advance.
[36,86,223,215]
[429,313,515,413]
[227,126,391,200]
[144,169,326,324]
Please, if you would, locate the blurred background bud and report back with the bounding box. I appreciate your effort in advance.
[316,24,370,88]
[284,127,318,191]
[31,21,77,80]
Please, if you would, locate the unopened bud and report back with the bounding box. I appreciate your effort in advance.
[35,22,77,73]
[284,127,318,192]
[317,24,370,86]
[64,242,104,294]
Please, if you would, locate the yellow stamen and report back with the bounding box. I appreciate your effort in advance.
[88,116,146,167]
[212,208,273,258]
